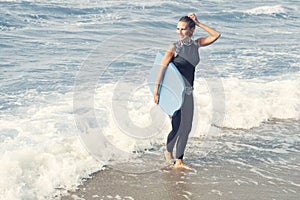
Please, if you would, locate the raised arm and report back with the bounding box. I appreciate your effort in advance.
[153,44,175,104]
[188,13,221,47]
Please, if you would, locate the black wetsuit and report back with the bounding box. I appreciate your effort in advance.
[166,40,200,159]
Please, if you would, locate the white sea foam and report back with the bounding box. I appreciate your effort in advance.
[245,5,287,16]
[89,73,300,156]
[221,76,300,129]
[0,92,102,199]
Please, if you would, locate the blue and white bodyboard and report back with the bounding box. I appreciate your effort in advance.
[148,51,185,116]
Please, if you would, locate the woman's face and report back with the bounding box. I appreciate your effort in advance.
[177,21,193,41]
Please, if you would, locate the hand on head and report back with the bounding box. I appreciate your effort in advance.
[188,13,198,23]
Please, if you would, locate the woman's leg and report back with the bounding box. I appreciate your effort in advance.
[175,94,194,159]
[166,110,181,156]
[173,94,194,170]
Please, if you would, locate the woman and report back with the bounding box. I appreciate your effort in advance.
[154,13,220,170]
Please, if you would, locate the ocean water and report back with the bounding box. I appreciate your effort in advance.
[0,0,299,199]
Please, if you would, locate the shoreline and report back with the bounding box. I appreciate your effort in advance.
[60,162,299,200]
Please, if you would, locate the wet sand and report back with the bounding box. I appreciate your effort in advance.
[61,162,299,200]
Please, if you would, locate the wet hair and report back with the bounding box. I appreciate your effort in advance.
[179,16,195,30]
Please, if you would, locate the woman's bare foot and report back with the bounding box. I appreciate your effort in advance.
[173,159,193,170]
[164,151,174,164]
